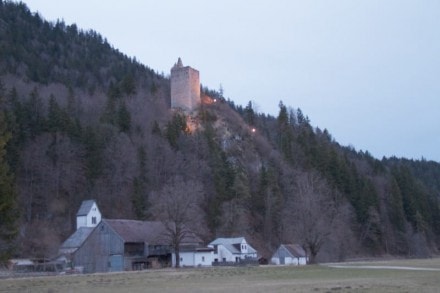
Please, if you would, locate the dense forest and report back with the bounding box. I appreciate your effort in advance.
[0,1,439,263]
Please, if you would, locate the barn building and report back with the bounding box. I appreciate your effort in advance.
[59,200,204,273]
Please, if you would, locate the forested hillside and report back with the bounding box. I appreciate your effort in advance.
[0,1,439,262]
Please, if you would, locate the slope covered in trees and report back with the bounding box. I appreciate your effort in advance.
[0,1,439,262]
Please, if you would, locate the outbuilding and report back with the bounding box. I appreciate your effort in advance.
[271,244,308,265]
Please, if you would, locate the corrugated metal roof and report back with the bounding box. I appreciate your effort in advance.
[76,200,96,216]
[282,244,306,258]
[60,227,94,249]
[209,237,245,245]
[104,219,202,245]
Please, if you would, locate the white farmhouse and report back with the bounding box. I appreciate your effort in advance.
[75,199,101,230]
[271,244,308,265]
[209,237,257,263]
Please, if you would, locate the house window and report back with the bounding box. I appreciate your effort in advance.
[92,216,96,224]
[222,258,226,262]
[202,256,205,262]
[180,257,183,262]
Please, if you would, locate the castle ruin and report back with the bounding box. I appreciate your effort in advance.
[170,58,200,113]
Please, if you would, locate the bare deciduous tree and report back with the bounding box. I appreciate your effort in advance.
[151,176,205,268]
[284,171,339,264]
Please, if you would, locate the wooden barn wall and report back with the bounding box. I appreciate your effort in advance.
[73,222,124,273]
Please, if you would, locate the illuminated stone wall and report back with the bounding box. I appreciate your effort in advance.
[170,58,200,113]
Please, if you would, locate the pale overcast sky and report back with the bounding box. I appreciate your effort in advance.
[22,0,440,162]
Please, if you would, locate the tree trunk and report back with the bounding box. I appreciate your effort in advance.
[308,243,318,264]
[175,247,180,268]
[308,252,317,264]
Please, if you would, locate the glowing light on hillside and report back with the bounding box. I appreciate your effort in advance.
[202,96,216,105]
[251,128,256,133]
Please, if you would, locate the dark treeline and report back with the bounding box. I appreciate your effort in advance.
[0,1,439,262]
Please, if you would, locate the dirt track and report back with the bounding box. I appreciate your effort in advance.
[326,264,440,271]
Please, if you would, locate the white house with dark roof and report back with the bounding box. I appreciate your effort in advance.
[75,199,101,229]
[271,244,308,265]
[208,237,257,263]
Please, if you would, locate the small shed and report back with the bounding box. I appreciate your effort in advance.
[173,246,215,267]
[271,244,307,265]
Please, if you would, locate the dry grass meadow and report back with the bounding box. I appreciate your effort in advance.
[1,258,439,293]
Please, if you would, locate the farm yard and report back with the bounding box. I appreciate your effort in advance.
[1,258,439,293]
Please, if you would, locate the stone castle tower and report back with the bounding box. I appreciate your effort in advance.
[170,58,200,113]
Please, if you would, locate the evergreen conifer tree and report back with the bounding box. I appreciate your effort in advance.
[0,87,18,262]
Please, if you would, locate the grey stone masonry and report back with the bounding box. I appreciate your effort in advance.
[170,58,200,112]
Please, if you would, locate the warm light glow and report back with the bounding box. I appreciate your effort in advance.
[202,96,216,105]
[252,128,256,133]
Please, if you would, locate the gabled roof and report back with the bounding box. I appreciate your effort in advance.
[104,219,202,245]
[76,200,97,216]
[209,237,245,246]
[282,244,306,258]
[60,227,94,249]
[209,237,257,254]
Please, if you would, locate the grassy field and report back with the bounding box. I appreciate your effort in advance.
[1,258,439,293]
